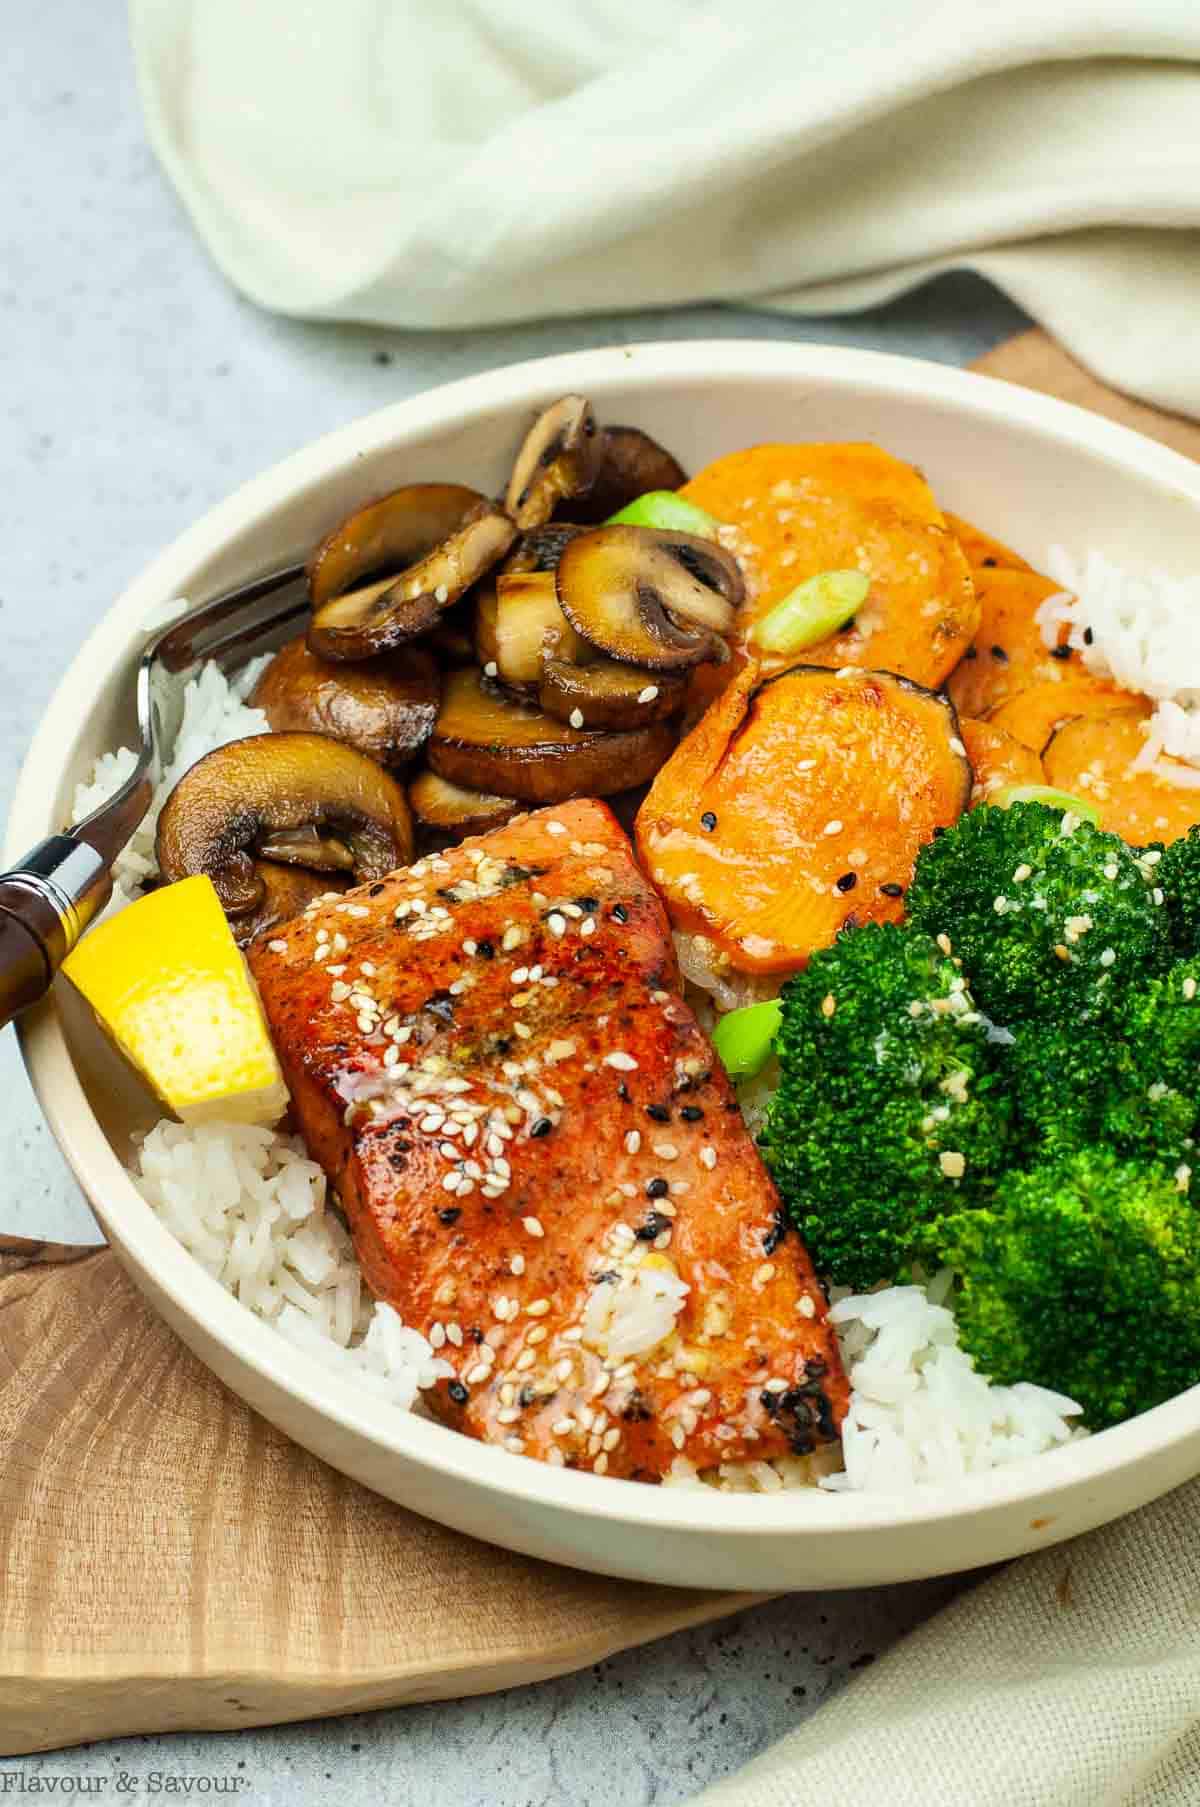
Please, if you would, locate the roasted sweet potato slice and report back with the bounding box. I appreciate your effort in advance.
[636,663,970,975]
[1043,707,1200,845]
[429,668,676,805]
[986,683,1137,755]
[960,717,1045,806]
[942,512,1033,574]
[944,568,1130,726]
[679,442,977,691]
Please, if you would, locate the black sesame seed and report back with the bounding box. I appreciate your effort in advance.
[476,939,495,959]
[646,1177,669,1199]
[469,1326,484,1343]
[575,896,599,913]
[990,644,1008,663]
[645,1103,671,1123]
[369,882,386,897]
[447,1381,469,1405]
[636,1212,669,1241]
[981,556,998,568]
[1050,643,1071,661]
[1084,626,1094,645]
[611,903,629,923]
[617,1081,631,1102]
[530,1117,553,1138]
[679,1104,704,1122]
[963,644,978,660]
[880,881,904,898]
[700,811,718,832]
[437,1207,462,1225]
[835,871,857,893]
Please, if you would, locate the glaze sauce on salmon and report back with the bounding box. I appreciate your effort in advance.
[250,800,847,1481]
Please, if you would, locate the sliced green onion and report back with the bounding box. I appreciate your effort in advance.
[712,999,783,1080]
[606,491,721,538]
[991,785,1101,825]
[751,569,870,655]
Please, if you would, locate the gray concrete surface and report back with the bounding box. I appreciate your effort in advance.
[0,9,1027,1802]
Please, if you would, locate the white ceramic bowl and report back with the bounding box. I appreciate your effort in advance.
[12,340,1200,1591]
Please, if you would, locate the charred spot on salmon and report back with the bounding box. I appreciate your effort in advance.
[621,1390,655,1423]
[447,1382,469,1405]
[646,1177,669,1199]
[762,1209,788,1256]
[438,1207,462,1225]
[530,1117,553,1138]
[700,811,717,833]
[424,991,456,1025]
[645,1103,671,1122]
[611,903,628,923]
[835,871,857,893]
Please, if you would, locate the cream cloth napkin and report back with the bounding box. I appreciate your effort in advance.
[696,1477,1200,1806]
[130,0,1200,415]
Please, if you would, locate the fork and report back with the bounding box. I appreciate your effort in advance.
[0,562,310,1030]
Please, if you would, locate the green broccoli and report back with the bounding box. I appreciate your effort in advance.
[1158,828,1200,956]
[905,801,1168,1027]
[1011,959,1200,1172]
[764,922,1015,1290]
[918,1147,1200,1428]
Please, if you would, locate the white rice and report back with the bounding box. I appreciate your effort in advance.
[131,1118,450,1408]
[821,1273,1083,1493]
[581,1262,690,1362]
[71,653,272,903]
[1038,547,1200,781]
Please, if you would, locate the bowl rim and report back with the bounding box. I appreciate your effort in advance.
[13,335,1200,1542]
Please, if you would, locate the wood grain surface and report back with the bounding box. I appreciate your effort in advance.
[2,327,1195,1758]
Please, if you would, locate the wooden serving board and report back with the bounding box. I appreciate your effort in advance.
[3,328,1196,1759]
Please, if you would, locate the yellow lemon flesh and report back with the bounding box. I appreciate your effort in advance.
[62,875,288,1126]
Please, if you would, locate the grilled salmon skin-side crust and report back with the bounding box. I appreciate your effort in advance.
[249,800,848,1482]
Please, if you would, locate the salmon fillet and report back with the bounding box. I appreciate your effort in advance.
[249,800,848,1482]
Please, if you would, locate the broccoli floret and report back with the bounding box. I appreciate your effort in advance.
[764,923,1015,1290]
[1158,828,1200,955]
[1011,959,1200,1172]
[905,801,1168,1026]
[918,1147,1200,1429]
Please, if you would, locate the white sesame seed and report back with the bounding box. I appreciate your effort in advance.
[823,819,843,836]
[522,1216,545,1239]
[484,660,499,677]
[547,913,567,938]
[1103,862,1119,880]
[1185,977,1198,1001]
[502,926,523,952]
[754,1263,776,1287]
[625,1130,642,1154]
[446,1322,463,1347]
[526,1325,548,1345]
[936,933,953,956]
[637,685,659,704]
[604,1051,638,1071]
[569,708,585,729]
[653,1142,679,1161]
[552,1417,576,1437]
[504,1436,526,1455]
[526,1298,551,1317]
[580,917,597,938]
[602,1427,621,1452]
[545,820,566,836]
[1099,948,1116,967]
[593,1453,609,1474]
[464,1362,490,1386]
[515,1350,536,1371]
[939,1151,966,1178]
[797,1295,816,1318]
[821,994,836,1019]
[496,1406,521,1425]
[429,1323,446,1348]
[1013,864,1032,883]
[1154,887,1165,906]
[267,938,287,954]
[441,1172,461,1192]
[555,1359,574,1383]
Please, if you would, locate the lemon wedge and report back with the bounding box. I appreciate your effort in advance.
[62,875,288,1126]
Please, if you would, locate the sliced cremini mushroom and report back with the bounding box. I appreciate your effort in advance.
[251,636,440,767]
[239,864,350,949]
[504,396,602,531]
[156,732,413,922]
[307,483,515,661]
[409,770,522,838]
[428,668,676,804]
[489,570,591,691]
[500,522,585,575]
[568,426,688,524]
[555,525,744,671]
[538,658,684,729]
